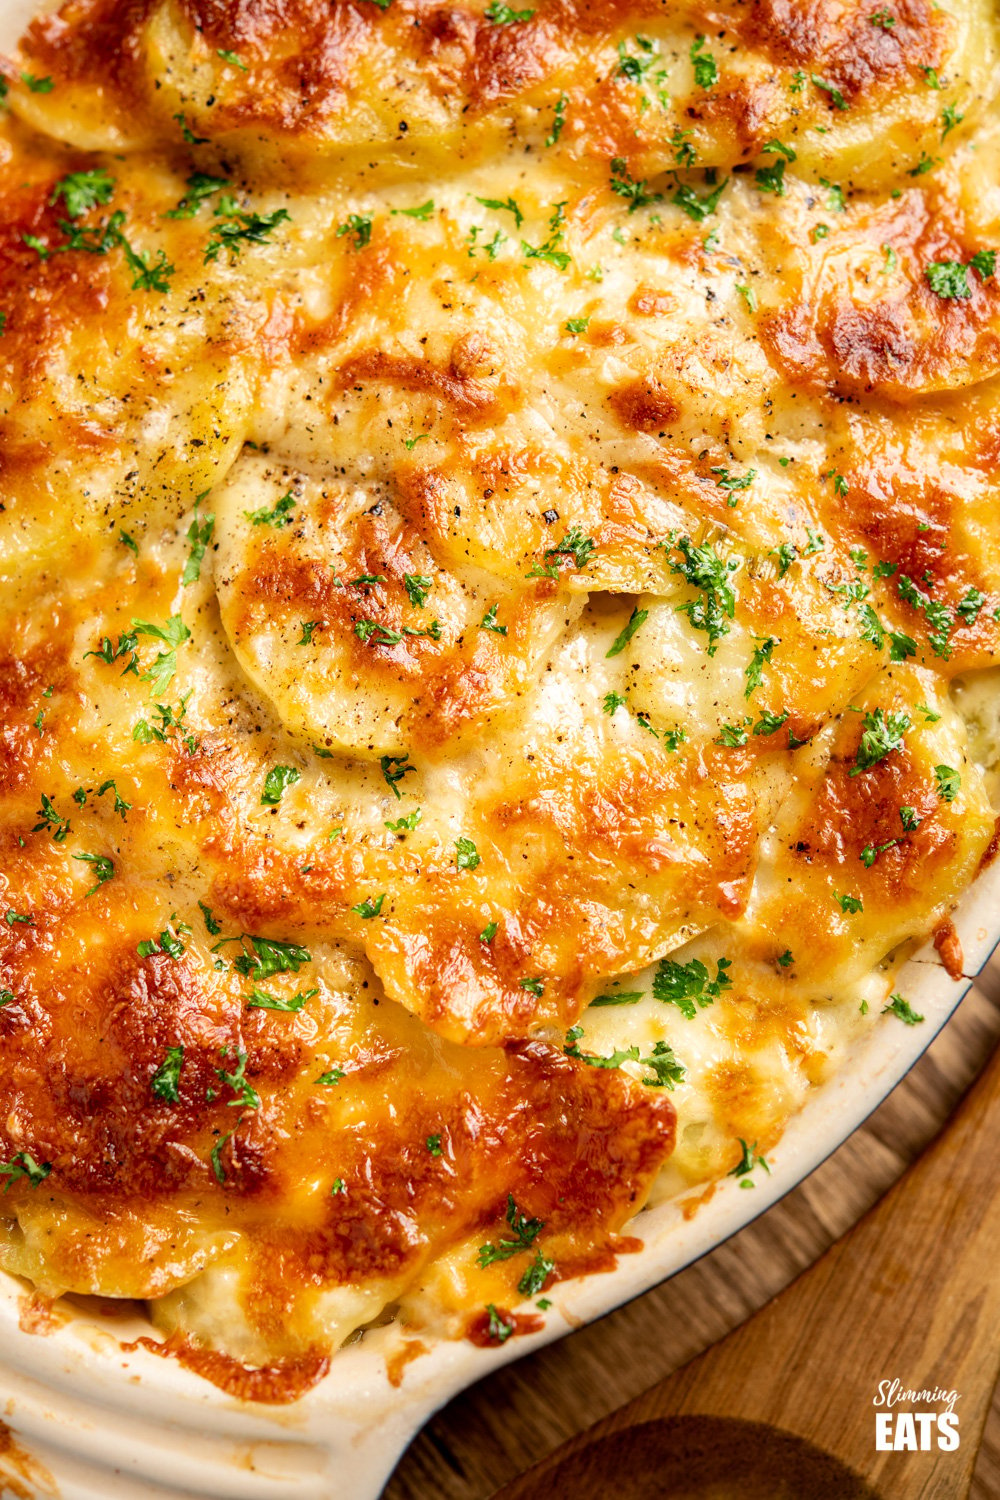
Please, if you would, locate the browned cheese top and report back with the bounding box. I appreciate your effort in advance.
[0,0,998,1395]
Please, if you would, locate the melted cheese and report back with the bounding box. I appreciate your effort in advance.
[0,0,999,1393]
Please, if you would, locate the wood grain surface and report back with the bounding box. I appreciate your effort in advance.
[385,955,1000,1500]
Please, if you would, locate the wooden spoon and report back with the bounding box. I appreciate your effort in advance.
[494,1038,1000,1500]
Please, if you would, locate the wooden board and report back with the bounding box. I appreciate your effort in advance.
[385,955,1000,1499]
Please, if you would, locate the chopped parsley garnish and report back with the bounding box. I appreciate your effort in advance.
[926,261,971,299]
[165,173,231,219]
[199,901,222,935]
[474,195,523,229]
[386,808,422,832]
[666,535,739,655]
[245,492,296,528]
[729,1138,771,1187]
[519,976,545,996]
[455,836,481,871]
[1,1152,51,1191]
[639,1040,685,1089]
[380,753,416,799]
[316,1066,345,1086]
[150,1046,184,1102]
[609,157,660,213]
[232,935,311,981]
[73,852,114,896]
[565,317,589,334]
[811,74,849,111]
[957,586,986,625]
[926,252,995,299]
[870,8,895,27]
[210,1128,235,1184]
[137,919,190,961]
[479,602,507,636]
[131,614,191,695]
[33,792,71,843]
[426,1134,443,1157]
[529,525,594,578]
[477,1194,544,1267]
[652,955,732,1018]
[564,1026,639,1069]
[591,990,644,1007]
[182,496,214,586]
[909,154,936,178]
[754,710,789,737]
[337,212,372,250]
[941,102,963,139]
[484,2,534,22]
[480,920,499,943]
[133,693,194,747]
[772,543,797,578]
[672,177,729,222]
[119,234,174,293]
[391,200,435,220]
[351,893,386,918]
[216,48,248,70]
[835,892,863,913]
[820,179,845,213]
[21,74,54,93]
[690,35,718,89]
[860,839,900,868]
[97,779,130,818]
[174,112,209,145]
[49,169,115,219]
[755,160,786,196]
[246,986,318,1012]
[849,708,910,776]
[616,34,663,91]
[745,637,776,698]
[4,910,33,927]
[934,764,961,802]
[605,606,648,658]
[298,621,320,646]
[521,232,571,270]
[857,605,885,650]
[261,764,301,806]
[518,1251,555,1297]
[204,207,290,264]
[486,1305,515,1342]
[897,574,953,657]
[883,993,924,1025]
[211,1053,258,1108]
[713,466,756,500]
[546,93,568,146]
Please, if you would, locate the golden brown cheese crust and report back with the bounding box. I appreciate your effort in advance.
[1,874,675,1326]
[7,0,994,184]
[0,0,999,1391]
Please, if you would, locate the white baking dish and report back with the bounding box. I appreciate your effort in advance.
[3,858,997,1500]
[2,0,999,1490]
